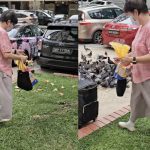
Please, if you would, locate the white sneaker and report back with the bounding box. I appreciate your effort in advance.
[0,119,11,123]
[118,121,135,132]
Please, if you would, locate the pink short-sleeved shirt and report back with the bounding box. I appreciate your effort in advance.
[0,27,12,77]
[131,20,150,83]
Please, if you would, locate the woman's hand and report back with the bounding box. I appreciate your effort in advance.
[121,56,132,66]
[20,55,28,63]
[113,57,121,64]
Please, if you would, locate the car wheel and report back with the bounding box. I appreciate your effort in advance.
[93,30,103,44]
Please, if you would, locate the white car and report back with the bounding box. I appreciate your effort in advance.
[0,6,8,14]
[15,11,38,24]
[53,14,65,23]
[69,15,78,23]
[79,0,114,8]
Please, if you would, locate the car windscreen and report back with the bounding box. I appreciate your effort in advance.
[44,27,78,43]
[112,13,138,25]
[8,28,19,38]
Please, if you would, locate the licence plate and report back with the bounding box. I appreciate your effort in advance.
[52,47,72,55]
[108,30,120,35]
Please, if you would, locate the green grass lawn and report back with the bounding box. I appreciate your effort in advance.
[79,114,150,150]
[0,72,79,150]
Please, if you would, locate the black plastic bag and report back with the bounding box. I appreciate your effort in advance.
[116,79,127,97]
[17,70,33,91]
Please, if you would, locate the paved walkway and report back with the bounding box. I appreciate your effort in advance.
[78,44,131,139]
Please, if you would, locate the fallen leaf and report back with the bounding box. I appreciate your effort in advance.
[61,86,65,89]
[32,114,49,120]
[15,89,21,92]
[50,83,55,86]
[44,80,50,83]
[15,86,19,89]
[32,115,40,119]
[59,93,64,96]
[37,88,43,91]
[53,88,58,92]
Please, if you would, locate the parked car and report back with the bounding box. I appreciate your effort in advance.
[88,0,114,6]
[102,13,139,46]
[26,10,53,25]
[15,11,38,24]
[8,24,44,59]
[79,5,123,43]
[43,10,54,17]
[38,23,78,70]
[53,14,65,23]
[0,6,8,14]
[69,15,78,23]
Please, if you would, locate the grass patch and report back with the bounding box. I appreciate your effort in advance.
[79,114,150,150]
[0,72,78,150]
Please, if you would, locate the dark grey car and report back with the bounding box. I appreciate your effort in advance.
[38,23,78,71]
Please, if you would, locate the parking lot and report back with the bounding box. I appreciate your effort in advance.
[0,7,78,75]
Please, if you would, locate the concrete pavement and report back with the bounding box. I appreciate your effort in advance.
[79,44,131,118]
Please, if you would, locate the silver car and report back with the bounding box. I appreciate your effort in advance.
[79,5,123,43]
[15,11,38,25]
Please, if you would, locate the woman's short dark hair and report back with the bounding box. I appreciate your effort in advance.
[124,0,148,14]
[0,10,18,25]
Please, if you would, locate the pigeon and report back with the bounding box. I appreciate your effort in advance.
[87,51,92,57]
[79,52,118,88]
[101,80,109,88]
[81,54,87,62]
[110,79,117,88]
[108,57,115,64]
[84,45,91,51]
[97,54,108,60]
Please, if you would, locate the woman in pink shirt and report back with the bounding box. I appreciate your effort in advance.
[118,0,150,131]
[0,10,27,123]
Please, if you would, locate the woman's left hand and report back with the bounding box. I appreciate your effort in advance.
[121,56,132,66]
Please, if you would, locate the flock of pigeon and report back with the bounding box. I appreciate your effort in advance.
[79,45,118,88]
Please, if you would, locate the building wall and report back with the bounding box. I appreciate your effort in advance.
[110,0,150,9]
[0,1,77,16]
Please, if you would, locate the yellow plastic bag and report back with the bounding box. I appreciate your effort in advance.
[110,42,130,58]
[15,60,27,71]
[110,42,130,78]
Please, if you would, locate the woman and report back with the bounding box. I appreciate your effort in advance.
[0,10,27,123]
[118,0,150,131]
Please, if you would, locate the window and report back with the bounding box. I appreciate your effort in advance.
[107,1,112,5]
[16,26,33,38]
[38,12,47,19]
[88,8,116,19]
[113,14,129,23]
[113,14,138,25]
[0,8,3,14]
[30,25,43,36]
[113,8,124,17]
[16,13,27,18]
[44,28,77,43]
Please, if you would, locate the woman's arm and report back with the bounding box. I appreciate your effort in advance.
[136,54,150,63]
[121,54,150,65]
[3,52,27,62]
